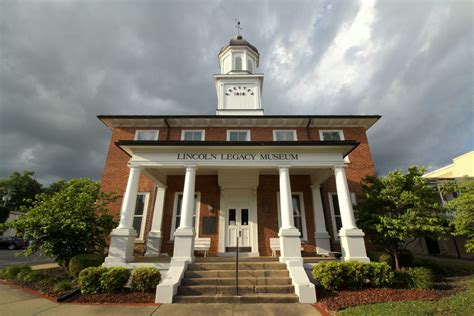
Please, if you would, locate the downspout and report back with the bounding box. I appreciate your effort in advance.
[165,118,170,140]
[306,117,312,141]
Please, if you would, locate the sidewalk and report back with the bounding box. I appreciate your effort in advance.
[0,283,320,316]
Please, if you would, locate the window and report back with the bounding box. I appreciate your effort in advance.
[227,130,250,141]
[181,130,205,141]
[247,59,253,72]
[235,56,242,70]
[276,192,308,240]
[135,130,159,141]
[171,192,200,239]
[273,130,297,141]
[133,193,149,240]
[319,130,344,141]
[328,192,357,240]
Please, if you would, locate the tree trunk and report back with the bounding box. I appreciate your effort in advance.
[394,253,400,271]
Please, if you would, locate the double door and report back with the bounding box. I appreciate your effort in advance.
[226,205,251,251]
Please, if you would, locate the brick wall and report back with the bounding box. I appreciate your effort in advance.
[99,125,377,255]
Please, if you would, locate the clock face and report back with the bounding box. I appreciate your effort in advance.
[225,85,255,96]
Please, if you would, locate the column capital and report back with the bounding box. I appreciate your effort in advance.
[333,164,347,171]
[156,184,168,189]
[278,165,292,170]
[127,163,142,169]
[184,165,197,170]
[310,184,321,190]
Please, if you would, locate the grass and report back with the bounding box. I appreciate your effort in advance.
[413,256,474,276]
[337,276,474,316]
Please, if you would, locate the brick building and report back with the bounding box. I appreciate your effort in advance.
[98,35,380,303]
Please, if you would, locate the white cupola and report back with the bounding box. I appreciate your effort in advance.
[215,35,264,115]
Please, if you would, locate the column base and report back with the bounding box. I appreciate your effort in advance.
[171,228,195,263]
[278,228,303,263]
[339,228,370,262]
[104,228,137,265]
[315,231,331,255]
[145,231,163,257]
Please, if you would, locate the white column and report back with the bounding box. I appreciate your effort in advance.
[277,166,317,304]
[145,185,167,257]
[279,166,295,229]
[179,166,196,229]
[311,184,331,255]
[118,166,141,229]
[334,166,357,229]
[171,165,196,263]
[333,165,369,262]
[104,166,140,266]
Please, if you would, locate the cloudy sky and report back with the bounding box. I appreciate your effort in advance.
[0,0,472,184]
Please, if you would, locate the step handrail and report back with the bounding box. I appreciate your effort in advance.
[236,229,240,296]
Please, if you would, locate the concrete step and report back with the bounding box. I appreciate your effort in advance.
[184,269,289,278]
[173,293,299,303]
[178,285,294,295]
[188,262,287,271]
[182,277,292,286]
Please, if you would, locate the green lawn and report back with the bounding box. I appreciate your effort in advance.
[338,276,474,316]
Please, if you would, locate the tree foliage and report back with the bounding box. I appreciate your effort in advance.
[355,166,448,270]
[0,171,43,212]
[442,178,474,253]
[7,178,118,266]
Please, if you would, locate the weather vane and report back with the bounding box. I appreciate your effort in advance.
[235,20,242,36]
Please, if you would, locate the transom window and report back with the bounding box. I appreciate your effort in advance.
[319,130,344,141]
[227,130,250,141]
[181,130,205,141]
[133,193,149,240]
[171,193,200,239]
[273,130,297,141]
[135,130,159,141]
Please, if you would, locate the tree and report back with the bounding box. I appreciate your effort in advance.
[442,178,474,253]
[0,171,43,212]
[7,178,118,267]
[355,166,448,270]
[44,179,68,195]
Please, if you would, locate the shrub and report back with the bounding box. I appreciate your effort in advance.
[99,267,130,293]
[23,270,49,282]
[131,267,161,292]
[68,254,105,278]
[379,254,394,268]
[398,249,414,267]
[395,267,433,289]
[16,266,33,280]
[312,261,394,291]
[53,280,73,294]
[78,266,107,294]
[2,265,30,279]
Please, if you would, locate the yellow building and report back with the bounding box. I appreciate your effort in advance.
[424,151,474,179]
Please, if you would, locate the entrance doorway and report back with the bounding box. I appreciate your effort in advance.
[225,205,252,253]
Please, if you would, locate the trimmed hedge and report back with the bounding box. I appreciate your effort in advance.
[312,261,394,291]
[395,267,433,289]
[99,267,130,293]
[131,267,161,292]
[78,266,108,294]
[68,253,105,278]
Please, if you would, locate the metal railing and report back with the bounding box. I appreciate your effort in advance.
[235,229,240,296]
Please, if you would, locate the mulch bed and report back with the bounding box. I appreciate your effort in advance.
[314,277,464,312]
[72,291,156,304]
[15,267,73,299]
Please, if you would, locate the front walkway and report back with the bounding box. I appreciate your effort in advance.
[0,283,320,316]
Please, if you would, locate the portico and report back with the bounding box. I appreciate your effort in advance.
[103,141,369,303]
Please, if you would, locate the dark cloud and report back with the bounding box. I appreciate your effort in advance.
[0,0,472,184]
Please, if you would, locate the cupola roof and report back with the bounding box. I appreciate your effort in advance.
[219,35,259,56]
